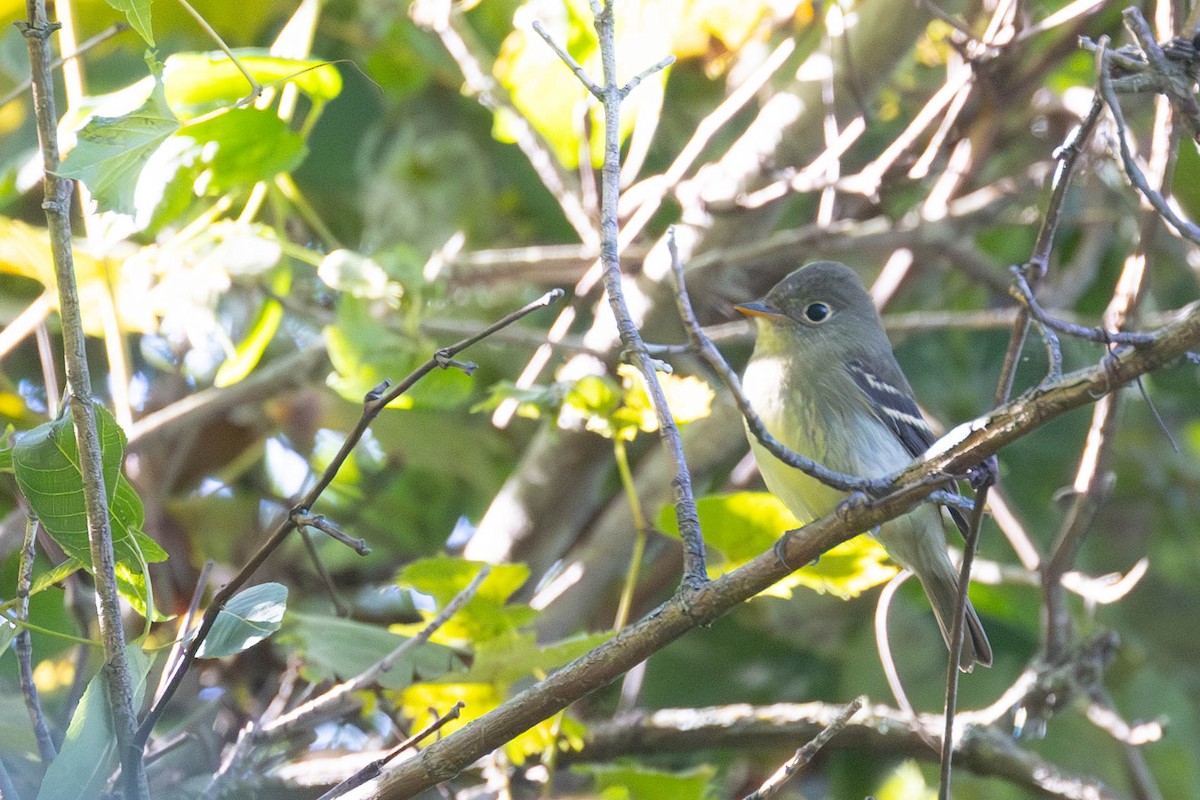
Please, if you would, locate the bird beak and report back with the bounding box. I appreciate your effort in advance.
[734,301,784,319]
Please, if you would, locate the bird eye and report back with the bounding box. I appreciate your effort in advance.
[803,302,831,323]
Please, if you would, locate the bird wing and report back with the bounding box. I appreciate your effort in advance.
[845,360,971,538]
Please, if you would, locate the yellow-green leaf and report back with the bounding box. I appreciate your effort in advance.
[658,492,898,599]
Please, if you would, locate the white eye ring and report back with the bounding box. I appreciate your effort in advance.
[803,302,831,323]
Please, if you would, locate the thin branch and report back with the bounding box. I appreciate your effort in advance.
[174,0,262,105]
[994,94,1104,405]
[938,479,991,800]
[620,54,675,100]
[531,20,603,98]
[571,702,1124,800]
[875,571,939,752]
[367,300,1200,798]
[17,3,146,795]
[1043,45,1178,663]
[742,697,865,800]
[294,512,371,556]
[152,561,212,710]
[541,10,709,588]
[317,702,465,800]
[0,21,127,108]
[16,511,57,762]
[1099,47,1200,246]
[411,6,598,247]
[134,291,561,750]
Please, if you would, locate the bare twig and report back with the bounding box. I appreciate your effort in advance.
[294,512,371,556]
[18,2,146,794]
[742,697,865,800]
[571,701,1124,800]
[994,94,1104,405]
[875,570,940,752]
[938,479,990,800]
[16,511,57,762]
[134,290,562,750]
[0,21,127,108]
[317,701,465,800]
[1043,26,1179,664]
[1099,47,1200,246]
[412,5,598,247]
[152,561,212,710]
[535,7,708,586]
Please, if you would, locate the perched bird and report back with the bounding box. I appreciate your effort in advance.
[737,261,992,671]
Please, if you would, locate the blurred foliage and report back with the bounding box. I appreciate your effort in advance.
[0,0,1198,797]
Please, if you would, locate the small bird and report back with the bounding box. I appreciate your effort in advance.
[737,261,992,671]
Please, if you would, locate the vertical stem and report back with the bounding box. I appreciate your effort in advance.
[18,2,148,796]
[612,437,648,632]
[591,0,707,588]
[17,511,57,762]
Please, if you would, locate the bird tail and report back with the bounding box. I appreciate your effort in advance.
[917,562,993,672]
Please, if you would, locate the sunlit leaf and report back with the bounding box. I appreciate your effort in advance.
[874,760,936,800]
[57,74,180,215]
[30,558,86,596]
[182,108,308,193]
[658,492,898,599]
[396,682,586,765]
[35,646,152,800]
[214,267,289,387]
[470,381,561,420]
[396,558,534,642]
[163,51,342,119]
[102,0,154,46]
[284,612,460,689]
[198,583,288,658]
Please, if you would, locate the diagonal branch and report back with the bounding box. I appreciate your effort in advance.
[367,300,1200,799]
[133,289,563,751]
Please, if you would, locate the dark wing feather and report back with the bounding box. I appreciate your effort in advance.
[846,360,970,537]
[845,360,936,457]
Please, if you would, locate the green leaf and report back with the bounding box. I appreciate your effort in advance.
[572,763,717,800]
[396,558,534,642]
[102,0,154,46]
[31,558,86,596]
[284,613,460,689]
[452,630,611,686]
[658,492,898,599]
[399,557,528,606]
[198,583,288,658]
[10,406,168,614]
[57,76,180,215]
[35,646,153,800]
[163,51,342,119]
[181,108,308,193]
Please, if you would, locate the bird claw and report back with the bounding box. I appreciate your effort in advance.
[967,455,999,491]
[835,491,870,521]
[774,530,797,570]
